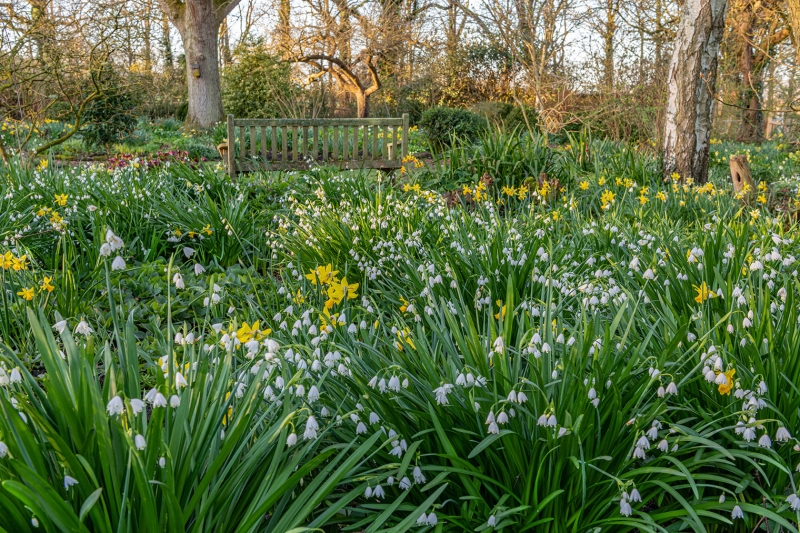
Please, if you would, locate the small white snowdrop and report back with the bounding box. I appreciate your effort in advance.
[130,399,145,415]
[75,320,93,335]
[63,475,79,491]
[106,396,124,416]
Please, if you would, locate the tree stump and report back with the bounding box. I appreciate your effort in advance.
[729,155,755,200]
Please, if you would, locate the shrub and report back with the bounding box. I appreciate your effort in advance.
[419,106,485,149]
[222,42,292,119]
[81,65,139,148]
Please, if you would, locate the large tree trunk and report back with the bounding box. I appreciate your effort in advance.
[662,0,727,183]
[159,0,239,129]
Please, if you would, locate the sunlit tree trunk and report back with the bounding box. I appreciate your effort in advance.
[662,0,727,183]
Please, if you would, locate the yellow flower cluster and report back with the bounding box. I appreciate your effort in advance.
[600,189,615,210]
[305,264,359,310]
[501,185,529,200]
[174,225,213,238]
[400,154,424,173]
[2,251,28,271]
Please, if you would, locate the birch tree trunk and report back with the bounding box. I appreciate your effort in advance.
[662,0,727,183]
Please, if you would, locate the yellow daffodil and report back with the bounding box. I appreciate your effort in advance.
[579,181,589,190]
[1,251,13,269]
[54,194,68,206]
[396,327,415,351]
[400,296,409,313]
[716,368,736,395]
[600,190,615,209]
[17,287,34,301]
[11,254,28,271]
[236,321,268,343]
[494,300,506,320]
[222,392,233,426]
[327,277,358,304]
[40,276,54,293]
[306,264,339,285]
[693,281,717,304]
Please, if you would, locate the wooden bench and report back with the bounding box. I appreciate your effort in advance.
[224,114,409,178]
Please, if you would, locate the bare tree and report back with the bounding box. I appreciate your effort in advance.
[288,0,412,117]
[662,0,728,183]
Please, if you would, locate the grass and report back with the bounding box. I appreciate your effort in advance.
[1,130,800,531]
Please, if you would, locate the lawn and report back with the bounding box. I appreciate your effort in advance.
[1,131,800,532]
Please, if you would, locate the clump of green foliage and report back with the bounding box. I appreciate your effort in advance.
[221,42,292,119]
[419,106,485,149]
[81,65,139,148]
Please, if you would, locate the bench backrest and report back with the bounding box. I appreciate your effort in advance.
[225,114,409,177]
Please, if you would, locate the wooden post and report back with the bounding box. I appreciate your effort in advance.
[729,155,755,200]
[226,114,236,180]
[401,113,409,159]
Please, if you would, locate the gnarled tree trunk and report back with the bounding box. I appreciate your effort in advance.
[662,0,727,183]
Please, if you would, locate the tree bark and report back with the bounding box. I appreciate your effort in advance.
[144,0,153,74]
[162,10,173,68]
[219,16,232,65]
[662,0,727,183]
[158,0,241,128]
[729,154,755,199]
[788,0,800,65]
[356,92,369,118]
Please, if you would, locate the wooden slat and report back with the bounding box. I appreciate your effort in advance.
[234,118,403,127]
[239,125,247,159]
[227,114,236,180]
[293,126,299,162]
[312,126,319,161]
[372,125,378,161]
[362,125,369,160]
[271,126,277,161]
[322,127,329,162]
[333,127,339,161]
[382,125,388,158]
[349,127,355,160]
[282,127,288,162]
[392,127,399,159]
[250,126,256,160]
[402,113,409,158]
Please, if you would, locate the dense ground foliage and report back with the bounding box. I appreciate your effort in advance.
[2,133,800,532]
